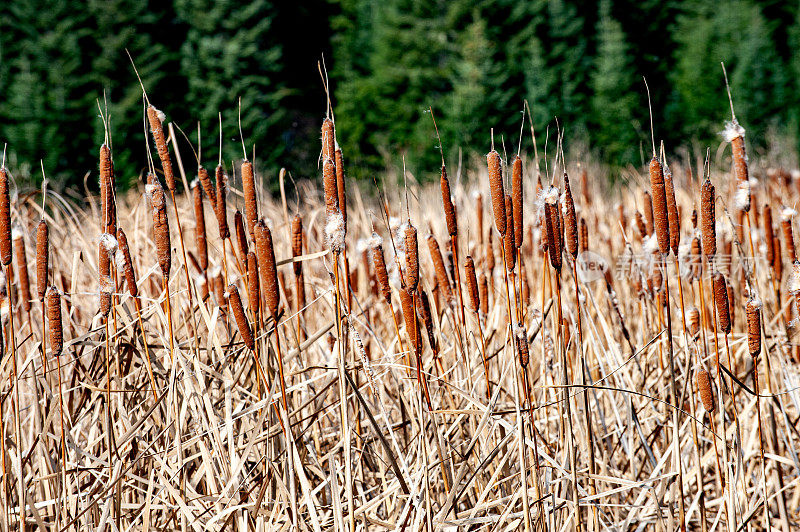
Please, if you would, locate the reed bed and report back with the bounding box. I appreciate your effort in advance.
[0,95,800,532]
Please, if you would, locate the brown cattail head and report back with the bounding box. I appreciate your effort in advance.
[198,166,217,210]
[464,255,480,312]
[215,165,230,239]
[728,121,750,211]
[98,236,113,317]
[241,160,258,238]
[99,143,117,235]
[516,325,529,367]
[642,190,654,236]
[148,180,171,277]
[782,208,797,263]
[773,231,783,283]
[504,195,516,270]
[689,236,702,280]
[404,222,419,292]
[234,210,249,257]
[246,251,260,315]
[544,187,562,271]
[147,105,175,190]
[193,181,208,270]
[701,178,716,258]
[46,286,62,356]
[563,173,578,258]
[712,272,731,334]
[688,307,701,338]
[399,286,420,356]
[335,146,347,232]
[227,284,254,351]
[487,150,506,236]
[417,289,436,354]
[746,298,762,356]
[649,157,670,255]
[255,219,280,317]
[36,219,48,300]
[321,118,335,161]
[635,211,647,240]
[323,156,338,216]
[292,214,303,275]
[475,191,484,243]
[0,167,11,266]
[371,234,392,305]
[427,234,453,303]
[727,281,735,328]
[479,273,489,315]
[13,230,30,312]
[664,164,680,255]
[579,218,588,252]
[117,229,138,298]
[697,369,715,412]
[764,204,775,265]
[511,155,523,248]
[486,229,496,270]
[440,165,458,237]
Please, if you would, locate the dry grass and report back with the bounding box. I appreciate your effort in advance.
[0,112,799,532]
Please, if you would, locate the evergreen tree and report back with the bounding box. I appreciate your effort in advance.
[174,0,285,175]
[590,0,639,166]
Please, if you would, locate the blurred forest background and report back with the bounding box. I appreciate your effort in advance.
[0,0,798,189]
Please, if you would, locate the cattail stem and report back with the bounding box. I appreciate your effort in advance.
[134,297,157,401]
[5,264,25,532]
[163,277,174,361]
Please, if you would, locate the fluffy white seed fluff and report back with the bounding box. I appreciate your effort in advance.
[152,106,166,123]
[734,180,751,211]
[325,212,345,252]
[99,275,114,294]
[788,262,800,295]
[544,186,560,205]
[722,119,746,142]
[99,233,118,254]
[782,207,797,221]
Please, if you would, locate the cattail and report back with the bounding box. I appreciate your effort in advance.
[688,307,701,337]
[36,220,48,300]
[635,211,647,240]
[642,191,654,236]
[516,326,529,366]
[193,182,208,270]
[215,165,230,239]
[46,286,62,355]
[148,180,171,278]
[292,214,303,276]
[773,231,783,283]
[400,286,420,357]
[335,146,347,233]
[147,105,175,190]
[417,289,436,354]
[241,160,258,238]
[198,166,217,210]
[234,210,249,257]
[98,238,112,317]
[240,254,258,316]
[563,173,578,258]
[321,118,336,162]
[464,255,480,312]
[255,220,280,317]
[747,298,762,357]
[212,270,226,309]
[372,234,392,304]
[664,165,680,255]
[782,208,797,263]
[479,273,489,315]
[13,230,30,313]
[712,272,731,334]
[691,208,698,229]
[0,167,11,266]
[689,236,702,280]
[487,150,506,236]
[511,155,523,247]
[116,229,138,298]
[427,234,452,303]
[440,165,458,237]
[701,178,716,258]
[697,369,715,412]
[764,204,775,265]
[544,188,562,271]
[227,284,254,351]
[579,218,588,252]
[727,281,735,328]
[100,143,117,236]
[323,155,338,216]
[504,195,516,270]
[649,157,670,255]
[727,121,750,211]
[404,222,419,292]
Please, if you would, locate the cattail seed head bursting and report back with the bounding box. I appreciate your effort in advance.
[697,369,715,412]
[487,150,506,236]
[746,297,762,357]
